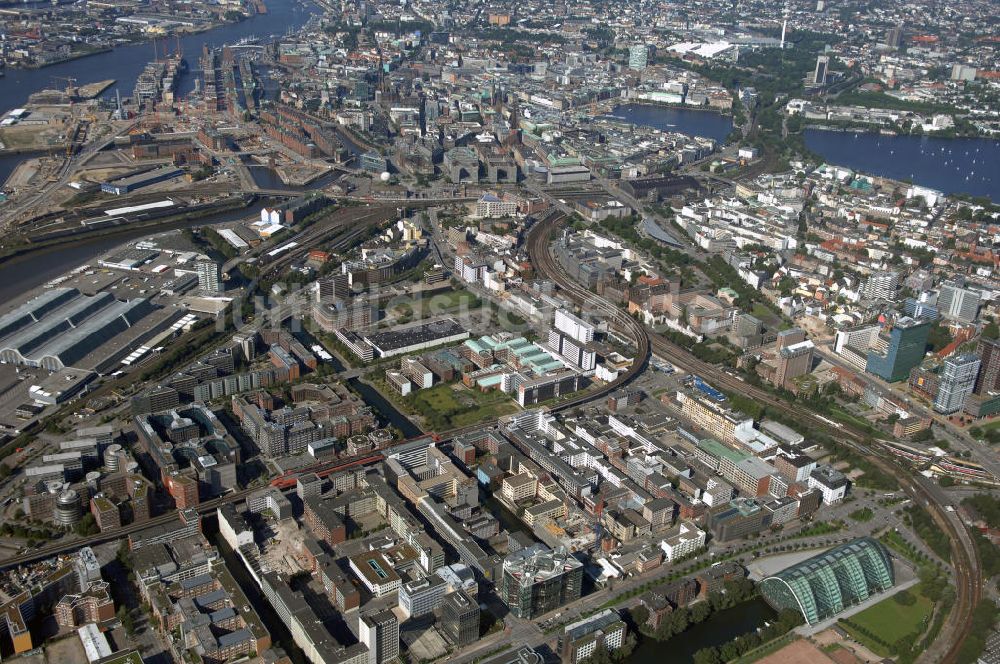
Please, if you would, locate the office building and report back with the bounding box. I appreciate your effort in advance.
[54,582,115,627]
[517,370,580,406]
[937,282,980,323]
[349,552,402,597]
[196,260,221,293]
[813,55,829,85]
[560,610,627,664]
[398,576,447,618]
[659,521,706,562]
[808,466,848,504]
[359,610,399,664]
[707,498,772,542]
[934,354,981,414]
[628,44,648,70]
[760,538,894,625]
[440,590,480,647]
[500,544,583,619]
[554,309,596,344]
[865,317,930,382]
[976,337,1000,395]
[775,340,814,391]
[676,391,754,444]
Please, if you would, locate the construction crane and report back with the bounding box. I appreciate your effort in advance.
[51,76,78,97]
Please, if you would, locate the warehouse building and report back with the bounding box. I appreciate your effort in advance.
[364,318,470,359]
[0,288,179,372]
[101,166,184,195]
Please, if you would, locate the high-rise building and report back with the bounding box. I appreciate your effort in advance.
[775,339,815,391]
[861,271,900,301]
[554,309,596,344]
[865,317,931,382]
[885,24,904,49]
[813,55,830,85]
[975,337,1000,396]
[775,328,806,351]
[934,354,981,414]
[500,544,583,619]
[440,590,480,647]
[937,282,981,323]
[359,610,399,664]
[628,44,648,70]
[197,260,221,293]
[902,297,940,322]
[317,273,351,304]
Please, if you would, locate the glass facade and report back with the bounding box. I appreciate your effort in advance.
[866,317,931,382]
[759,537,894,624]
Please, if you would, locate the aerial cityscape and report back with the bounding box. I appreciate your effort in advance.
[0,0,997,663]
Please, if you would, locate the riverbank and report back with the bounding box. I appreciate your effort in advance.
[613,100,733,116]
[0,0,317,110]
[19,47,112,70]
[0,198,274,302]
[4,12,261,72]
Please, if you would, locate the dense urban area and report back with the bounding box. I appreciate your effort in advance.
[0,0,998,663]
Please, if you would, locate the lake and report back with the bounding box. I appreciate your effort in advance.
[804,129,999,201]
[611,104,735,144]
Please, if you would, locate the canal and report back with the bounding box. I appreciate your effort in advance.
[480,489,529,536]
[628,598,777,664]
[347,377,424,439]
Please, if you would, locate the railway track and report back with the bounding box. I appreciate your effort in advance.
[525,211,650,412]
[526,212,980,664]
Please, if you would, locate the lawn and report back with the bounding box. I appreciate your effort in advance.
[387,289,482,322]
[840,588,934,656]
[407,383,518,430]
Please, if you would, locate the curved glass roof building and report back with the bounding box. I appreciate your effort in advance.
[759,537,895,625]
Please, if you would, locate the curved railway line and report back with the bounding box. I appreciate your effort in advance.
[526,212,980,664]
[0,211,978,663]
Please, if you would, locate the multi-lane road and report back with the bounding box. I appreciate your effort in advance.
[525,212,981,664]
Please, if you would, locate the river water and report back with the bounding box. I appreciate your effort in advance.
[0,200,272,302]
[804,129,999,201]
[0,0,321,296]
[0,0,318,109]
[611,103,735,144]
